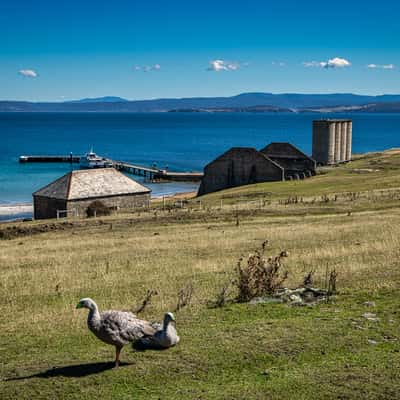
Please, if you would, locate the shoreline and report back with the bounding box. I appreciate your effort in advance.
[0,190,197,219]
[0,203,33,216]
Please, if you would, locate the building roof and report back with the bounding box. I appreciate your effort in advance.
[313,119,352,123]
[33,168,151,200]
[260,142,313,161]
[205,147,284,170]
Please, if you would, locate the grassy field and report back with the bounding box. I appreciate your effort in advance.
[1,150,400,399]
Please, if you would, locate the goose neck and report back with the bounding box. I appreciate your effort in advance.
[87,305,101,330]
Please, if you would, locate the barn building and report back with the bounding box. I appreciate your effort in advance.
[33,168,151,220]
[197,147,284,196]
[260,142,316,180]
[198,143,316,196]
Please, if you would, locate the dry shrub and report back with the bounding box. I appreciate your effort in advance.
[132,289,158,315]
[327,269,338,295]
[174,282,194,312]
[234,241,289,303]
[86,200,112,217]
[208,283,231,308]
[303,269,315,287]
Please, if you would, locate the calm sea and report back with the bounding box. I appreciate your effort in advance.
[0,112,399,208]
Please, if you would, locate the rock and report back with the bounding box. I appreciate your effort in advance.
[288,294,303,303]
[362,313,379,322]
[355,325,366,330]
[363,301,376,307]
[250,287,330,307]
[367,339,378,345]
[249,297,283,305]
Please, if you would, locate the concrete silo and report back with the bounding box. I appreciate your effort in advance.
[312,119,352,165]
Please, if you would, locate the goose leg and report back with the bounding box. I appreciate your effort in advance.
[115,346,121,367]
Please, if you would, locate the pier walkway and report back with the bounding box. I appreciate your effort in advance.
[19,155,80,163]
[19,155,203,182]
[113,161,203,182]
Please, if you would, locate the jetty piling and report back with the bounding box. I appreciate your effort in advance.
[19,155,80,163]
[19,154,203,182]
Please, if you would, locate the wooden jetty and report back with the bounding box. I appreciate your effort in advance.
[19,155,80,163]
[113,161,203,182]
[160,171,204,182]
[112,161,159,178]
[19,155,203,182]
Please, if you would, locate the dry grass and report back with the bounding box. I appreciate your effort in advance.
[1,150,400,399]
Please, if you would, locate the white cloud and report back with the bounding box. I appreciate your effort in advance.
[133,64,161,72]
[325,57,351,68]
[272,61,286,67]
[367,63,395,69]
[207,59,241,71]
[19,69,38,78]
[303,61,325,68]
[303,57,351,69]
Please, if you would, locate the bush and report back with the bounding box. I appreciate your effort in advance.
[234,241,289,303]
[86,200,112,218]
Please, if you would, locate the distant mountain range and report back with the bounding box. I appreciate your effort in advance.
[66,96,129,104]
[2,92,400,112]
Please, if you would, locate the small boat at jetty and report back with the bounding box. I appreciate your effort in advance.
[80,149,113,169]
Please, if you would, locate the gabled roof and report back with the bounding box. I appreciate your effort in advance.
[205,147,284,170]
[33,168,151,200]
[260,142,313,161]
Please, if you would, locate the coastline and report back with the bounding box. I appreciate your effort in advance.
[0,190,197,221]
[0,203,33,216]
[151,190,197,201]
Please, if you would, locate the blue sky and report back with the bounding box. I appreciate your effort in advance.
[1,0,399,101]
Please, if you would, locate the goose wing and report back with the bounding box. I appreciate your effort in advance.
[100,311,157,345]
[132,332,167,351]
[132,324,179,351]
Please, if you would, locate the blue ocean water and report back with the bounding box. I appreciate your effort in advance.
[0,112,399,206]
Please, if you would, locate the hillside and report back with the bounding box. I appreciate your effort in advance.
[1,150,400,399]
[2,92,400,112]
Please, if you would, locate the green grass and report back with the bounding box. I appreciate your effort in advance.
[197,149,400,205]
[1,150,400,399]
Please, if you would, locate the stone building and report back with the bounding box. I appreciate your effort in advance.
[33,168,151,220]
[198,147,284,196]
[312,119,352,165]
[198,143,316,196]
[260,142,316,180]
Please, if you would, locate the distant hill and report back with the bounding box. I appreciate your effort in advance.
[2,93,400,112]
[301,102,400,113]
[66,96,129,103]
[168,105,292,113]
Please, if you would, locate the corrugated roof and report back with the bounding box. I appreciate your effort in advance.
[33,168,151,200]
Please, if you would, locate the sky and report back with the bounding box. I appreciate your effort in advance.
[1,0,400,101]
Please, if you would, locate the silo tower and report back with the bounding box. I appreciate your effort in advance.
[312,119,352,165]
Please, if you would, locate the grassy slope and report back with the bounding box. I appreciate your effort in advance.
[1,150,400,399]
[198,149,400,204]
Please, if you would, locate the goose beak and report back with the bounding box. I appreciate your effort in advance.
[76,302,83,309]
